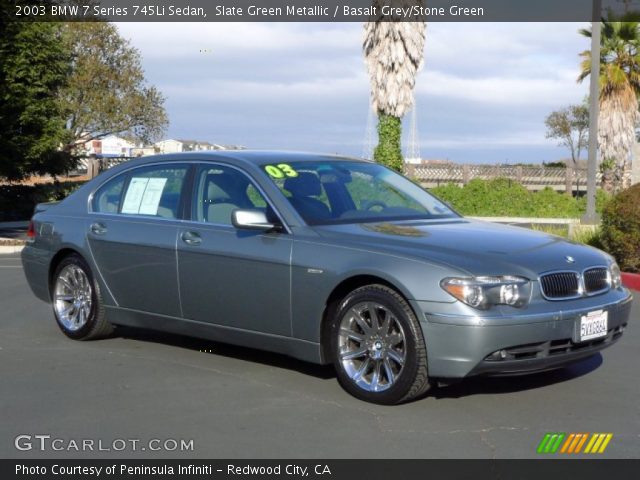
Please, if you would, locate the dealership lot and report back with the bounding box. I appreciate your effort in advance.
[0,252,638,459]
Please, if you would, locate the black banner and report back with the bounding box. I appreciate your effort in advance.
[3,460,640,480]
[6,0,637,23]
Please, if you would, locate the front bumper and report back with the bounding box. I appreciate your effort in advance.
[416,293,633,379]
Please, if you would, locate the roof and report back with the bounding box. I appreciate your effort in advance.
[125,150,370,167]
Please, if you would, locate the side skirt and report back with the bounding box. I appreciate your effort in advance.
[105,306,324,365]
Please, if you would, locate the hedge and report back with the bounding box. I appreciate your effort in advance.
[429,178,609,218]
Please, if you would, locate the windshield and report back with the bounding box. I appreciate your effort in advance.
[262,161,458,225]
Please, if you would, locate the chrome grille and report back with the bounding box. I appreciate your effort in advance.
[540,272,580,299]
[584,267,609,294]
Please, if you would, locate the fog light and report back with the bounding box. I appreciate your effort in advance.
[486,349,509,361]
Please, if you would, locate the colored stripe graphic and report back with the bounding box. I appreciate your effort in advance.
[539,433,613,454]
[584,433,613,454]
[537,433,565,454]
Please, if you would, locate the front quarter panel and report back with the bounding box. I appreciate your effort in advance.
[290,235,458,343]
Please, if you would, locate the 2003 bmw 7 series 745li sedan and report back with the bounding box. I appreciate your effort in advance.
[22,151,633,404]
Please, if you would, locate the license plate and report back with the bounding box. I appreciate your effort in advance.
[578,310,608,342]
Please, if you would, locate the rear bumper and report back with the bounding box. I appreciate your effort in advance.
[417,293,633,379]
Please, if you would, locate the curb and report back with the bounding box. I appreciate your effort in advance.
[0,245,24,254]
[622,272,640,292]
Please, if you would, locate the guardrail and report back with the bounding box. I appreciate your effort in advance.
[405,163,599,194]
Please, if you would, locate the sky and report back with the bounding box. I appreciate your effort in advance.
[116,22,591,164]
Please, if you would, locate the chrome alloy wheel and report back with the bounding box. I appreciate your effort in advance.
[53,264,93,331]
[338,302,407,392]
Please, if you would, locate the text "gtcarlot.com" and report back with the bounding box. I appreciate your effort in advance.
[15,435,194,452]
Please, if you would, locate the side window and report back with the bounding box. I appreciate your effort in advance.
[93,176,125,213]
[194,165,271,225]
[120,165,188,219]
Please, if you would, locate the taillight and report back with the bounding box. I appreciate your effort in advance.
[27,220,36,239]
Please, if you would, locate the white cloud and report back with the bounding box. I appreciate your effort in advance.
[117,22,361,59]
[417,69,587,106]
[116,21,594,162]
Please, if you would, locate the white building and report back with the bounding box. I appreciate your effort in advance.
[154,139,245,154]
[154,139,185,154]
[84,135,136,157]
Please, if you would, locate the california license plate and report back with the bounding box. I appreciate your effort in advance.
[578,310,608,342]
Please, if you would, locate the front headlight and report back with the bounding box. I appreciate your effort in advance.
[440,276,531,310]
[610,262,622,289]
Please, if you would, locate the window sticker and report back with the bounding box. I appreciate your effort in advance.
[121,177,167,215]
[121,177,149,214]
[264,164,298,178]
[138,178,167,215]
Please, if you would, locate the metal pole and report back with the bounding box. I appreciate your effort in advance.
[583,0,602,224]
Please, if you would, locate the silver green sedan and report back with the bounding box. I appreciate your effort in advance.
[22,151,633,404]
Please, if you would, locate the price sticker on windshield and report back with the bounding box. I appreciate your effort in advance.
[264,164,298,178]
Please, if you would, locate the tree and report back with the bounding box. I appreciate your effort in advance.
[59,22,168,154]
[363,14,425,172]
[0,9,73,180]
[544,104,589,166]
[578,16,640,192]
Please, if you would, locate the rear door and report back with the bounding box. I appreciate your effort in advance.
[87,163,191,318]
[177,163,292,336]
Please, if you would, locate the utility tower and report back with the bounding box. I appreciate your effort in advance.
[405,104,421,164]
[362,100,376,160]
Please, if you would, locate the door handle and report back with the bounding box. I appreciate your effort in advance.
[90,222,107,235]
[181,231,202,246]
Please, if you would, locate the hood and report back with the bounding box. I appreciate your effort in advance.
[313,219,610,278]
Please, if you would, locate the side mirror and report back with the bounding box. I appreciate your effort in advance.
[231,209,282,232]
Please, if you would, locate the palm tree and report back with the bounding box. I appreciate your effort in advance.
[578,17,640,192]
[363,17,425,172]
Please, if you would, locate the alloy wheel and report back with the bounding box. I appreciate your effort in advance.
[338,301,407,392]
[53,264,93,332]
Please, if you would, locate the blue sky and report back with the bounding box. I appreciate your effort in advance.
[117,22,591,164]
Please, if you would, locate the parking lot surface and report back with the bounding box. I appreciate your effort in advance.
[1,253,638,458]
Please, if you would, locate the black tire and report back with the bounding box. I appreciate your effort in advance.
[330,284,430,405]
[51,253,113,340]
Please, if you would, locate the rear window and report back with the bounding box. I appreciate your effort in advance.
[93,176,125,214]
[92,164,188,219]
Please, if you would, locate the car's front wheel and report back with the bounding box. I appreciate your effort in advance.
[330,284,430,404]
[52,254,113,340]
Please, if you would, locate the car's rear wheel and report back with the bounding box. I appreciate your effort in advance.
[330,284,430,404]
[52,254,112,340]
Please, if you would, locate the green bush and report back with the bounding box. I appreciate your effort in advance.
[430,178,609,219]
[0,181,85,222]
[600,183,640,273]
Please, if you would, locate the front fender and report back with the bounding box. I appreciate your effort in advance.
[290,238,458,343]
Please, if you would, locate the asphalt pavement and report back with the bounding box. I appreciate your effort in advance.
[0,252,638,459]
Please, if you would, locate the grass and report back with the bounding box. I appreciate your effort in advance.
[529,224,604,249]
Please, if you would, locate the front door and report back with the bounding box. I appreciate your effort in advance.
[177,164,292,336]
